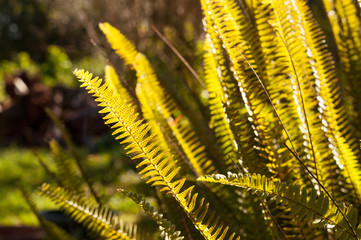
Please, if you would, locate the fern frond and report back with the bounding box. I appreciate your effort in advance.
[203,32,277,238]
[119,189,184,240]
[321,0,361,132]
[99,23,138,66]
[201,3,271,176]
[105,65,133,104]
[203,33,240,170]
[198,173,361,239]
[202,0,289,178]
[39,183,140,240]
[45,108,100,203]
[298,0,361,203]
[73,68,240,240]
[264,0,334,191]
[100,22,215,176]
[261,0,361,204]
[34,152,63,187]
[49,139,82,192]
[20,186,76,240]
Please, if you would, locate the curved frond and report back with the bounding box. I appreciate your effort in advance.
[39,183,139,240]
[198,173,361,239]
[73,69,240,240]
[100,22,215,176]
[20,186,75,240]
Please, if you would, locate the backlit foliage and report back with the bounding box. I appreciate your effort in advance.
[35,0,361,239]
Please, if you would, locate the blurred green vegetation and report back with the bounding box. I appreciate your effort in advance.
[0,147,54,225]
[0,45,106,102]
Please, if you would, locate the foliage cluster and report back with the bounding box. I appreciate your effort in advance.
[24,0,361,239]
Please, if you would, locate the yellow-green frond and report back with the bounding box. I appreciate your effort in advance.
[20,186,76,240]
[198,173,361,240]
[298,0,361,203]
[74,68,239,240]
[202,0,285,177]
[321,0,361,131]
[49,139,82,192]
[45,108,101,203]
[105,65,133,103]
[99,22,138,66]
[100,22,216,176]
[119,189,184,240]
[203,33,240,170]
[40,183,139,240]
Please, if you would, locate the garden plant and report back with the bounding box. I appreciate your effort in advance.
[26,0,361,239]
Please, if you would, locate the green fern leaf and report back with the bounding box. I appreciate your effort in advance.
[73,68,240,240]
[20,186,76,240]
[198,173,361,239]
[119,188,184,240]
[39,183,140,240]
[105,65,133,104]
[49,139,83,193]
[100,22,215,177]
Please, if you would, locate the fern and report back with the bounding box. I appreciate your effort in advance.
[198,173,361,239]
[321,0,361,133]
[49,139,83,192]
[73,68,239,240]
[20,186,76,240]
[27,0,361,239]
[119,188,184,240]
[100,23,216,177]
[46,108,101,203]
[39,183,141,240]
[105,65,133,104]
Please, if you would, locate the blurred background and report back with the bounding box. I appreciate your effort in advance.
[0,0,205,238]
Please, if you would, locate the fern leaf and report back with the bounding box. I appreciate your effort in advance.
[100,22,215,176]
[322,0,361,133]
[261,0,361,204]
[73,69,240,240]
[49,139,83,193]
[203,32,240,170]
[198,173,361,239]
[297,0,361,203]
[20,186,76,240]
[46,108,101,203]
[105,65,133,104]
[99,23,138,66]
[202,0,289,178]
[119,189,184,240]
[39,183,140,240]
